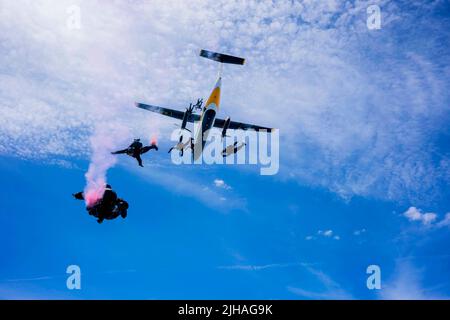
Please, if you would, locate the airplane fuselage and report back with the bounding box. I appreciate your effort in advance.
[193,77,221,160]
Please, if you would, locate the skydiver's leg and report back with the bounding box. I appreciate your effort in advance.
[180,149,184,157]
[111,149,128,155]
[141,145,158,154]
[141,146,151,154]
[135,154,144,167]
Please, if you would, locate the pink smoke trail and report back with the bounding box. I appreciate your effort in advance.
[84,128,119,207]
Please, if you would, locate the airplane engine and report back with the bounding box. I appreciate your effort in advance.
[221,117,231,138]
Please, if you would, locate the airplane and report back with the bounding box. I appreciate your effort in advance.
[135,49,273,160]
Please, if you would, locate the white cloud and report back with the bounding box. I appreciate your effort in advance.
[308,229,340,240]
[0,0,448,203]
[322,230,333,237]
[403,206,437,226]
[353,228,366,236]
[214,179,231,190]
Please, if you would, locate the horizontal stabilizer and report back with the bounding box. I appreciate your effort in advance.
[200,49,245,65]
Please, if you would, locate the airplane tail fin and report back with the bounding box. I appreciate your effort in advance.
[200,49,245,65]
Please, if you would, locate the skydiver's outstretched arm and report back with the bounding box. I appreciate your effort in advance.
[168,147,174,153]
[111,149,128,155]
[135,154,144,167]
[73,192,84,200]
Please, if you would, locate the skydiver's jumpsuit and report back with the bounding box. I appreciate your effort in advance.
[73,190,128,223]
[97,188,118,223]
[113,141,157,167]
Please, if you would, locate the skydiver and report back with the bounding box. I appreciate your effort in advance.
[193,98,203,112]
[111,138,158,167]
[72,184,128,224]
[168,135,192,157]
[222,141,246,157]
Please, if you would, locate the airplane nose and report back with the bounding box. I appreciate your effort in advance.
[215,77,222,89]
[205,77,221,109]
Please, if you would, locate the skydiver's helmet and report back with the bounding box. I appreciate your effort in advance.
[134,138,140,142]
[105,184,112,189]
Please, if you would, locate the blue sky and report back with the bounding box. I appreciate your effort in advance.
[0,0,450,299]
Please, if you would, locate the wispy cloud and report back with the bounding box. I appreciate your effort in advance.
[0,0,449,203]
[379,260,449,300]
[218,262,305,271]
[1,269,137,284]
[126,163,247,212]
[4,276,57,283]
[288,264,353,300]
[219,261,353,299]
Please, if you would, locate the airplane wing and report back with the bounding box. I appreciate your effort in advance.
[135,103,201,122]
[213,117,273,132]
[136,103,273,131]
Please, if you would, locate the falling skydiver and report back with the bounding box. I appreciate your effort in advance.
[73,184,129,224]
[111,138,158,167]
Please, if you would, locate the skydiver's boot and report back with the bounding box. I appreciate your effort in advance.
[97,217,104,224]
[120,210,127,219]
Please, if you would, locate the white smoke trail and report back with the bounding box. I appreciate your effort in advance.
[83,124,129,207]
